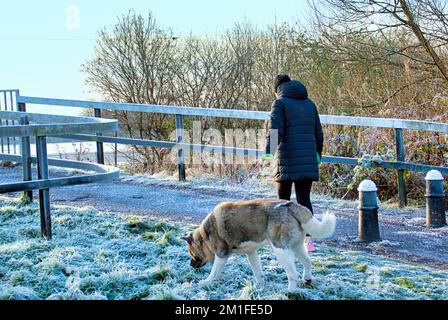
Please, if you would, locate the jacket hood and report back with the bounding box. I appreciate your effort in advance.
[277,80,308,100]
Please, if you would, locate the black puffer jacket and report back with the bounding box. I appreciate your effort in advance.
[265,80,324,182]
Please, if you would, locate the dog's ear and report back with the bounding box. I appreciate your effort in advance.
[274,201,293,209]
[181,235,193,244]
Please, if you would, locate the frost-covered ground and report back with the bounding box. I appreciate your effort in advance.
[1,196,447,300]
[2,165,448,269]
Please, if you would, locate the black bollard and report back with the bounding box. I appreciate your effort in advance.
[425,170,446,228]
[358,180,381,242]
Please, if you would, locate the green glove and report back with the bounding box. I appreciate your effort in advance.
[317,153,321,165]
[262,153,274,161]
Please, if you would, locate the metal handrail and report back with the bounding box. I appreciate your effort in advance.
[0,111,117,137]
[0,153,119,193]
[0,107,119,239]
[4,91,448,208]
[16,95,448,133]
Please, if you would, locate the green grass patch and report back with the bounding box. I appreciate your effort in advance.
[394,277,416,289]
[355,264,368,272]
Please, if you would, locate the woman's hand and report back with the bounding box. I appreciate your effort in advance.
[262,153,274,161]
[254,154,274,168]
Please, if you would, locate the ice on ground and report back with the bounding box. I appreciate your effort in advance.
[367,240,400,249]
[119,171,428,214]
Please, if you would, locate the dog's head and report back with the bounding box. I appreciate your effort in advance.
[182,230,213,269]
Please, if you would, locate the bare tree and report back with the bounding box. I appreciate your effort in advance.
[82,10,178,172]
[308,0,448,110]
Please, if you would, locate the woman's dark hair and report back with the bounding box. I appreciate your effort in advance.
[274,73,291,92]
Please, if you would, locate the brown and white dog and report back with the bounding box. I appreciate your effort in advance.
[183,199,336,291]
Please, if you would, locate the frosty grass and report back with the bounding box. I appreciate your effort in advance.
[0,196,447,300]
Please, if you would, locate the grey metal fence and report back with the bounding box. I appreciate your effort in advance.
[0,99,119,239]
[0,89,20,155]
[4,90,448,208]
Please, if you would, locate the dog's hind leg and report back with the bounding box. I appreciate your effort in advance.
[199,255,228,287]
[246,250,264,285]
[272,247,299,291]
[295,243,312,284]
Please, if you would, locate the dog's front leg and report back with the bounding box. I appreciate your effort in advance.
[246,250,264,285]
[199,255,228,287]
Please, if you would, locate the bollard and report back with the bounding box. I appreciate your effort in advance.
[425,170,446,228]
[358,180,381,242]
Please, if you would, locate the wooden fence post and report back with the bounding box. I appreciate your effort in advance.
[36,135,52,239]
[19,110,33,202]
[94,108,105,165]
[395,128,407,207]
[176,114,186,182]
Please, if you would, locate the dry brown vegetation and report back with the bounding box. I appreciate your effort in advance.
[82,1,448,204]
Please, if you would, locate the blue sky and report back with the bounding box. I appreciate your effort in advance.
[0,0,307,114]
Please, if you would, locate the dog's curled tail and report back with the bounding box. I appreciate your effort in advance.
[301,210,336,239]
[276,201,336,239]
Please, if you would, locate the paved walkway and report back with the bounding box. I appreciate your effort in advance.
[1,166,447,270]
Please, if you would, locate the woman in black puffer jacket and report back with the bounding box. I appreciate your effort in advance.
[265,74,324,250]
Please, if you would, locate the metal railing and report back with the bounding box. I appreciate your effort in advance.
[0,100,119,239]
[3,90,448,208]
[0,90,20,155]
